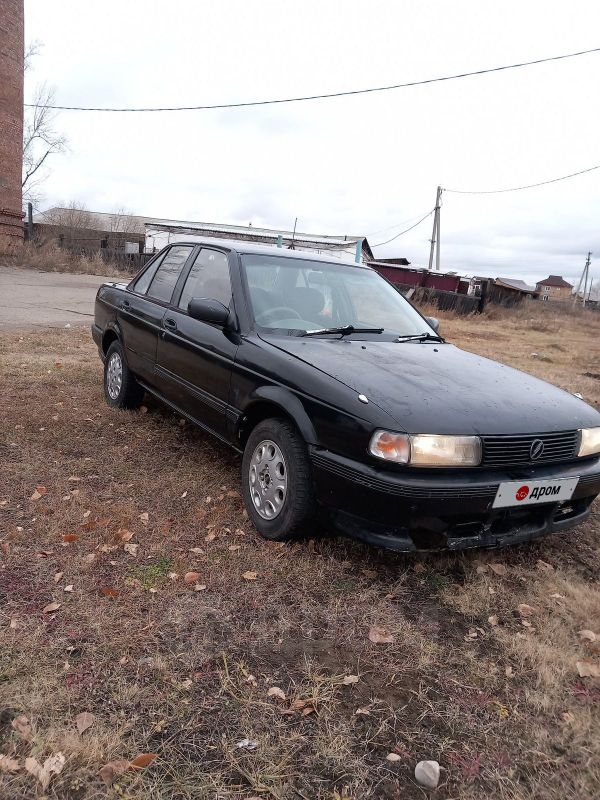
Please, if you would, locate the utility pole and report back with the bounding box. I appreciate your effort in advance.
[573,251,591,307]
[428,186,442,270]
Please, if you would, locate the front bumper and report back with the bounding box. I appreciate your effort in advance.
[310,448,600,551]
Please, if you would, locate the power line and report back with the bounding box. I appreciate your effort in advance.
[365,209,435,236]
[371,210,434,247]
[25,46,600,113]
[445,162,600,194]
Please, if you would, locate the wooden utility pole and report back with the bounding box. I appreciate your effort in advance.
[428,186,442,270]
[573,252,592,307]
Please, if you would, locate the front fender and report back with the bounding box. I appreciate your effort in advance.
[244,386,318,443]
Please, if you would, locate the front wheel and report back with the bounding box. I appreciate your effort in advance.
[103,340,144,409]
[241,418,316,541]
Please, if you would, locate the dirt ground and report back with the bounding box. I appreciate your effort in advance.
[1,306,599,799]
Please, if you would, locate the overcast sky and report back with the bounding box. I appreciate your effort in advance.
[24,0,600,285]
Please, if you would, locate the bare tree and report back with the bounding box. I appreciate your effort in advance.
[107,207,142,248]
[22,42,67,206]
[41,202,101,245]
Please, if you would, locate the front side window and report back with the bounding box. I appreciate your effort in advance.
[146,245,193,303]
[242,254,435,338]
[178,249,231,311]
[132,251,166,294]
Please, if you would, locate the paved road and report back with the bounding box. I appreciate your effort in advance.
[0,265,118,329]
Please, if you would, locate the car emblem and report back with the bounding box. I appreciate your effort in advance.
[530,439,545,460]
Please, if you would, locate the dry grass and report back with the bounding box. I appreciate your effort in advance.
[0,307,599,799]
[10,241,127,277]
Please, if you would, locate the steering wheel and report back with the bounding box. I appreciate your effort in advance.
[256,306,302,325]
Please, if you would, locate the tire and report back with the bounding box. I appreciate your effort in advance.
[103,340,144,410]
[241,418,316,541]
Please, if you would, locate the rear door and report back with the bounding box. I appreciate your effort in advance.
[118,245,195,386]
[156,247,238,439]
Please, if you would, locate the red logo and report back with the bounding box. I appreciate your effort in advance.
[515,485,529,501]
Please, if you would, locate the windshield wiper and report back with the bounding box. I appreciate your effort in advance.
[300,325,384,338]
[394,332,445,343]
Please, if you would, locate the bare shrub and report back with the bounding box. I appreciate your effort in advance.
[12,241,125,277]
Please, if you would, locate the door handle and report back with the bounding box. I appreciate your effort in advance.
[164,317,177,332]
[120,299,131,310]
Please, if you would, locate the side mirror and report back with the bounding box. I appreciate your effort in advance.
[188,298,230,326]
[425,315,440,333]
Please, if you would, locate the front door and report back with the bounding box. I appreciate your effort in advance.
[117,244,195,386]
[156,248,238,439]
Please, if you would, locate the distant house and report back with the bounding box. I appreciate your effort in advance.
[30,207,148,252]
[491,277,538,304]
[535,275,573,301]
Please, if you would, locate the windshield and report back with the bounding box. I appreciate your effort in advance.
[242,254,436,338]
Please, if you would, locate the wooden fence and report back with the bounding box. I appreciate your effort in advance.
[59,243,154,272]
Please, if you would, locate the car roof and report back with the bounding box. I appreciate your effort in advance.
[169,236,371,267]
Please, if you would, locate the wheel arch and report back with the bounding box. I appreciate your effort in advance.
[236,387,317,448]
[101,324,122,356]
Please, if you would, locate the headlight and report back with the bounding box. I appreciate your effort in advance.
[578,427,600,458]
[369,430,481,467]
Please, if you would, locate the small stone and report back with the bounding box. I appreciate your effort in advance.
[414,760,440,789]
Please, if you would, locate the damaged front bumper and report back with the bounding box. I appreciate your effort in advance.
[310,448,600,552]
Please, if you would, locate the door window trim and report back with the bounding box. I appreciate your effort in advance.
[171,246,235,317]
[128,244,197,302]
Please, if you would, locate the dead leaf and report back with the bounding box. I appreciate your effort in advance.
[368,625,394,644]
[124,543,139,556]
[488,615,499,626]
[139,512,149,525]
[189,546,204,554]
[194,583,207,592]
[42,602,61,614]
[228,545,241,552]
[561,711,575,724]
[54,571,64,583]
[99,759,129,785]
[505,666,514,678]
[62,534,79,542]
[11,715,32,742]
[119,529,134,541]
[100,587,119,598]
[0,754,20,772]
[267,686,286,701]
[413,563,426,574]
[578,629,597,642]
[24,752,65,790]
[242,571,258,581]
[204,532,216,543]
[75,711,95,735]
[550,593,566,600]
[489,563,508,576]
[342,674,360,685]
[9,618,18,629]
[64,584,74,593]
[184,571,200,584]
[536,559,554,572]
[386,752,402,762]
[129,753,158,769]
[576,659,600,678]
[476,564,488,574]
[517,603,537,617]
[68,475,81,482]
[355,705,371,716]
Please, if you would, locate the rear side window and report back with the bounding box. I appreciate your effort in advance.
[146,246,193,303]
[178,249,231,311]
[132,251,166,294]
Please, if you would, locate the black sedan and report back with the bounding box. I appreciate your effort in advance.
[92,240,600,551]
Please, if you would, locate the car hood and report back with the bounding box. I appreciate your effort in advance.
[264,336,600,435]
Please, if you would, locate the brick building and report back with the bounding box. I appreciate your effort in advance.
[0,0,24,254]
[535,275,573,301]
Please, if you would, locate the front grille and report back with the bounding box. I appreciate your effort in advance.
[481,430,579,467]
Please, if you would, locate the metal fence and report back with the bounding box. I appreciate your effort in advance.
[59,243,154,272]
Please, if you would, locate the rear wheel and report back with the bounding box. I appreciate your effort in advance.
[103,340,144,409]
[242,418,316,541]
